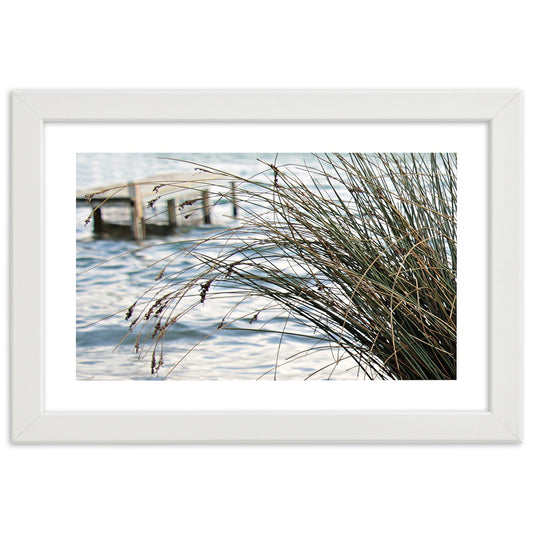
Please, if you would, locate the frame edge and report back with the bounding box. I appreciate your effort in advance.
[10,92,45,441]
[13,411,520,444]
[489,91,523,441]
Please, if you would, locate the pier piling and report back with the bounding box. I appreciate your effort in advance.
[231,181,238,217]
[202,190,211,225]
[167,198,177,227]
[128,183,145,241]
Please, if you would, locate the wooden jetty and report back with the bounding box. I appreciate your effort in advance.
[76,171,238,240]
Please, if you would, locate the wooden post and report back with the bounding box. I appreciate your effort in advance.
[93,206,103,233]
[202,190,211,225]
[231,181,238,217]
[167,198,177,227]
[128,183,145,240]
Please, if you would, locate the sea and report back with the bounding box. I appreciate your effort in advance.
[76,153,357,380]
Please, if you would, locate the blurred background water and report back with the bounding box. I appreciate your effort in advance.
[76,153,357,380]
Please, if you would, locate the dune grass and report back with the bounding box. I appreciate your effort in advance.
[125,153,457,380]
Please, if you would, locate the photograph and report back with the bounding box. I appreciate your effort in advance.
[76,152,457,381]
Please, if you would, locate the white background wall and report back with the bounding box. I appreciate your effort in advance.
[1,2,530,532]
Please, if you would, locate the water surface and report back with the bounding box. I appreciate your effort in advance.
[76,153,357,380]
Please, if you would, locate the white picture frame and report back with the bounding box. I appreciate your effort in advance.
[10,90,522,443]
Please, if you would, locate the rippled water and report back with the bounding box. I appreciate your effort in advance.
[76,153,357,380]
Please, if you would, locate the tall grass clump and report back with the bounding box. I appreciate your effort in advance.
[126,153,457,380]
